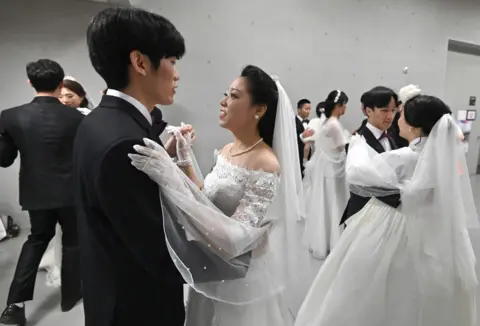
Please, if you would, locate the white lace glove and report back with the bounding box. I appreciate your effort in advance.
[165,122,195,166]
[174,130,192,166]
[129,138,189,194]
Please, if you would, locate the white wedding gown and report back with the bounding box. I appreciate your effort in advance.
[185,152,293,326]
[295,136,477,326]
[302,117,349,259]
[38,225,62,287]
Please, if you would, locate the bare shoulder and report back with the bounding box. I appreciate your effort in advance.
[248,144,280,174]
[218,143,233,156]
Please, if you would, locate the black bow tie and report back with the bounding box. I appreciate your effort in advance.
[303,119,309,123]
[379,132,389,140]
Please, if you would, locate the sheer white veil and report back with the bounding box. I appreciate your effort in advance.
[270,76,312,314]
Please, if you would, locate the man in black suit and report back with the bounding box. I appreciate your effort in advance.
[0,59,83,325]
[340,86,400,225]
[73,8,186,326]
[296,99,313,177]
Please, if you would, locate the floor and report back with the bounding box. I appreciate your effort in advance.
[2,177,480,325]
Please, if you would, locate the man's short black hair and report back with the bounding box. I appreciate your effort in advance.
[363,86,398,110]
[297,99,311,109]
[87,7,186,90]
[26,59,64,92]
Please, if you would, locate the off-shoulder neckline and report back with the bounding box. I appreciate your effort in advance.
[215,151,280,178]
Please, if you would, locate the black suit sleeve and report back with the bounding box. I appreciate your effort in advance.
[0,111,18,167]
[96,138,167,280]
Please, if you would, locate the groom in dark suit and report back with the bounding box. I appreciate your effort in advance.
[295,99,313,177]
[73,8,186,326]
[0,59,83,326]
[340,86,400,225]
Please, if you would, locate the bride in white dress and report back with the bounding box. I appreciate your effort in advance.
[295,90,478,326]
[302,90,350,259]
[130,65,310,325]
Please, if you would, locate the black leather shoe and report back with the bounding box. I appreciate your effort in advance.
[0,304,26,326]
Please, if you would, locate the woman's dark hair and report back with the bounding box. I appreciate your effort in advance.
[87,8,186,90]
[241,65,278,148]
[63,79,89,107]
[363,86,398,110]
[26,59,65,92]
[323,90,348,118]
[403,95,452,136]
[315,101,326,118]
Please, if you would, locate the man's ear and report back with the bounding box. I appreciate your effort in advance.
[365,107,373,117]
[129,50,148,76]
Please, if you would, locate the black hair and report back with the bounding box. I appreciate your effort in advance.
[297,99,310,110]
[363,86,398,111]
[26,59,64,92]
[63,79,89,107]
[241,65,278,148]
[322,90,348,118]
[87,7,186,90]
[315,101,326,118]
[360,91,368,105]
[403,95,452,136]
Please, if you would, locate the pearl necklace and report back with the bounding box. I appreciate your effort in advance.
[228,138,264,157]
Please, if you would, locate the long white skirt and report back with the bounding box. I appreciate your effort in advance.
[295,198,477,326]
[302,159,348,259]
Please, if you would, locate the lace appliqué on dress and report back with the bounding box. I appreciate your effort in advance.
[203,154,280,228]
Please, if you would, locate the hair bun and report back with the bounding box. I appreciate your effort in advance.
[399,84,422,104]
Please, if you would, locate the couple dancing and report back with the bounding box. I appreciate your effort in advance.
[295,85,478,325]
[75,7,309,326]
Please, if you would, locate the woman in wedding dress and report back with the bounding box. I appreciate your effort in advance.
[295,88,478,326]
[129,65,310,325]
[302,90,350,259]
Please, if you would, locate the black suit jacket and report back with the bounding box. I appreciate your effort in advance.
[296,117,311,177]
[0,96,84,210]
[340,125,400,225]
[73,96,184,326]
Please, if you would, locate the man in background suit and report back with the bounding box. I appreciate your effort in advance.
[296,99,313,177]
[341,86,400,225]
[74,8,187,326]
[0,59,83,325]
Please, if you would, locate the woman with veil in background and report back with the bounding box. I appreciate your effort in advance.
[302,90,350,260]
[130,65,310,325]
[295,87,478,326]
[60,76,96,115]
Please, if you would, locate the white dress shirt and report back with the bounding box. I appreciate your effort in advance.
[366,122,391,151]
[106,89,152,125]
[297,115,309,129]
